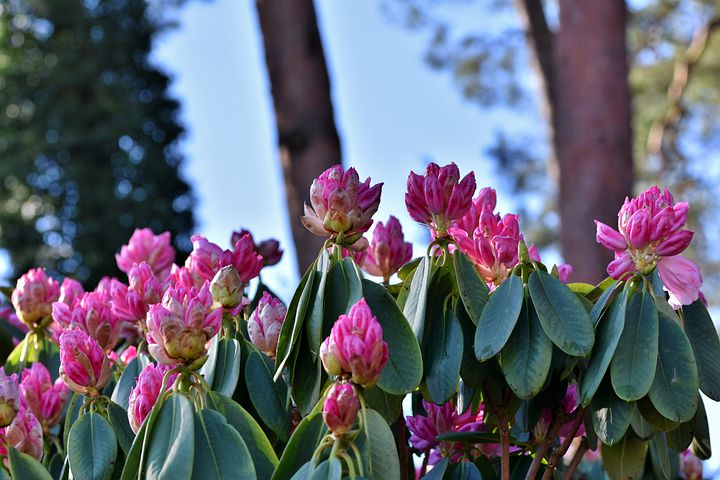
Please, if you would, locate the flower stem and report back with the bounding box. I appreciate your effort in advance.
[541,412,584,480]
[563,437,589,480]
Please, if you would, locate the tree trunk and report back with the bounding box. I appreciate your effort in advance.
[255,0,342,274]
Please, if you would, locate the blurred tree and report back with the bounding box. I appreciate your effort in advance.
[0,0,195,286]
[255,0,342,274]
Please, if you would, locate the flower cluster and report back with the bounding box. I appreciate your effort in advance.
[127,363,178,433]
[247,292,286,358]
[20,363,68,430]
[11,268,60,328]
[358,216,413,282]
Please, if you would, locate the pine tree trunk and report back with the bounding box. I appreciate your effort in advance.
[255,0,342,274]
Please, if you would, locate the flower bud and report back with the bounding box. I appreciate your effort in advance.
[680,449,703,480]
[0,368,20,428]
[0,407,43,462]
[20,363,68,429]
[247,292,286,357]
[185,235,225,285]
[655,229,694,257]
[594,221,627,251]
[120,346,138,365]
[323,382,359,436]
[657,255,702,309]
[210,265,244,308]
[127,363,177,433]
[359,216,413,282]
[59,329,111,397]
[58,278,84,306]
[11,268,60,328]
[116,228,175,279]
[257,239,283,267]
[54,289,121,352]
[225,234,263,284]
[111,262,163,328]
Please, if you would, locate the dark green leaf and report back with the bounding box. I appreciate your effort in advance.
[648,431,670,480]
[425,303,463,404]
[682,300,720,401]
[309,458,342,480]
[629,407,654,440]
[446,461,482,480]
[421,457,449,479]
[245,350,291,441]
[435,431,501,443]
[665,412,695,451]
[112,357,143,410]
[7,448,53,480]
[362,386,403,424]
[306,250,330,359]
[457,303,485,387]
[290,337,325,415]
[591,387,632,446]
[191,409,256,480]
[528,270,594,356]
[145,394,195,480]
[120,391,165,480]
[691,396,711,460]
[209,338,241,396]
[601,432,648,480]
[68,412,117,480]
[453,251,489,325]
[636,396,679,432]
[355,409,401,480]
[107,401,135,456]
[64,392,84,449]
[589,280,621,326]
[271,412,328,480]
[474,275,524,361]
[402,256,431,343]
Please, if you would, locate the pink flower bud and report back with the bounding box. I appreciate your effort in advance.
[59,278,84,306]
[625,209,651,249]
[185,235,225,285]
[301,165,383,246]
[55,289,121,352]
[322,383,359,436]
[528,243,542,262]
[0,407,43,462]
[146,283,221,365]
[120,346,138,365]
[247,292,286,357]
[359,216,413,281]
[607,251,635,280]
[127,363,177,433]
[110,262,163,331]
[20,363,68,429]
[257,239,283,267]
[320,298,388,387]
[594,221,626,251]
[655,229,694,257]
[680,449,703,480]
[656,255,702,309]
[557,264,573,283]
[116,228,175,279]
[210,266,244,308]
[11,268,60,327]
[0,368,20,428]
[225,233,263,284]
[59,329,111,397]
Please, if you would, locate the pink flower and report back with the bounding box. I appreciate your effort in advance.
[320,299,388,388]
[359,216,413,282]
[322,382,359,436]
[0,368,20,428]
[127,363,177,433]
[680,449,703,480]
[535,384,585,440]
[58,278,84,306]
[185,235,225,286]
[110,262,163,329]
[116,228,175,279]
[120,346,138,365]
[247,292,286,357]
[595,186,701,308]
[0,407,43,462]
[146,282,222,366]
[210,266,244,308]
[231,229,283,267]
[59,329,111,397]
[301,165,383,246]
[52,289,121,352]
[11,268,60,327]
[166,264,198,291]
[405,162,476,235]
[224,233,263,284]
[19,363,68,429]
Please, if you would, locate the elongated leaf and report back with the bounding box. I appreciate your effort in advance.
[528,270,594,356]
[290,338,325,415]
[611,289,658,401]
[666,411,695,451]
[425,304,463,403]
[145,394,195,480]
[691,396,711,460]
[648,304,698,423]
[309,458,342,480]
[629,407,654,440]
[447,461,483,479]
[422,458,450,479]
[272,412,328,480]
[112,357,143,410]
[601,432,648,480]
[363,386,403,424]
[68,412,117,480]
[453,252,489,325]
[64,392,84,448]
[648,431,671,480]
[209,338,241,396]
[245,350,291,441]
[591,388,632,446]
[7,448,53,480]
[191,409,256,479]
[589,280,621,326]
[501,297,552,399]
[306,250,330,359]
[457,303,486,387]
[355,409,401,480]
[637,396,680,432]
[402,256,431,342]
[120,391,165,480]
[200,334,220,387]
[474,275,524,361]
[682,300,720,401]
[107,401,135,455]
[363,280,423,395]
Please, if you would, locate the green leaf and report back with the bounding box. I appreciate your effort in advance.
[591,387,632,446]
[528,270,594,356]
[306,250,330,359]
[629,407,654,440]
[64,392,84,449]
[647,304,698,423]
[120,391,165,480]
[309,458,342,480]
[589,280,621,326]
[362,385,403,424]
[207,392,278,480]
[581,288,629,406]
[682,300,720,401]
[636,396,679,432]
[611,289,658,401]
[68,412,118,480]
[648,431,671,480]
[453,251,489,325]
[107,401,135,455]
[601,432,648,480]
[363,279,423,395]
[245,350,291,441]
[271,412,328,480]
[457,302,486,387]
[424,302,463,404]
[209,338,241,396]
[501,297,552,399]
[112,357,143,410]
[435,431,501,443]
[402,256,431,343]
[446,461,482,480]
[145,394,195,480]
[691,396,711,460]
[289,339,325,415]
[665,412,695,452]
[191,409,256,480]
[474,275,524,361]
[421,457,449,479]
[7,448,53,480]
[320,257,363,350]
[355,409,401,480]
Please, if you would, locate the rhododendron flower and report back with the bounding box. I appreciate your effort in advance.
[127,363,177,433]
[52,289,121,351]
[210,266,244,308]
[110,262,163,329]
[224,233,263,284]
[20,363,68,429]
[595,186,701,308]
[231,229,284,267]
[322,382,359,436]
[58,278,84,306]
[0,407,43,462]
[680,449,703,480]
[534,384,585,440]
[146,282,221,366]
[0,368,20,428]
[11,268,60,328]
[247,292,286,357]
[359,216,413,282]
[301,165,383,246]
[59,329,111,397]
[320,298,388,388]
[405,162,476,235]
[120,346,138,365]
[185,235,225,285]
[116,228,175,279]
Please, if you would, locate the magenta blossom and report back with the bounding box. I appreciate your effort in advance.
[146,282,222,366]
[0,407,43,463]
[405,162,476,235]
[247,292,286,357]
[116,228,175,279]
[110,262,163,330]
[52,289,121,352]
[224,233,263,284]
[58,278,84,306]
[120,346,138,365]
[59,329,111,397]
[185,235,225,286]
[127,363,177,433]
[301,165,383,246]
[20,363,68,430]
[680,449,703,480]
[323,382,359,437]
[595,186,701,308]
[359,216,413,282]
[320,298,388,388]
[0,368,20,428]
[11,268,60,328]
[534,384,585,440]
[231,229,283,267]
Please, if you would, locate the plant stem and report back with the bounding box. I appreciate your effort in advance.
[499,410,511,480]
[525,413,564,480]
[541,412,584,480]
[396,420,411,479]
[419,449,430,478]
[563,437,589,480]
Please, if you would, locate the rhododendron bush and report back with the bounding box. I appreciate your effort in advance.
[0,162,716,480]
